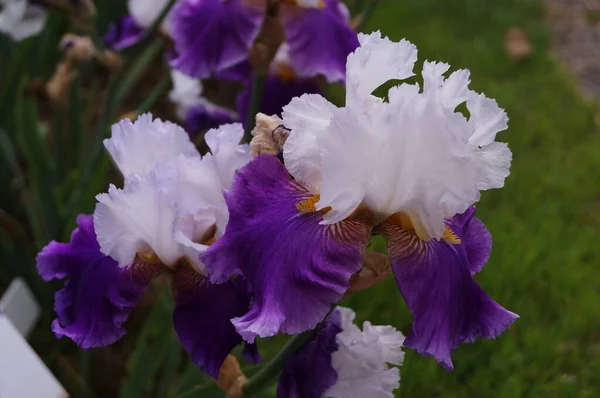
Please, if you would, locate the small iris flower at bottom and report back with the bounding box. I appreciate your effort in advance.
[278,307,405,398]
[36,114,260,377]
[202,31,518,371]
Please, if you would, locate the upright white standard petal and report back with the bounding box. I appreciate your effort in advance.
[204,123,251,189]
[94,174,183,267]
[273,32,512,239]
[104,113,199,179]
[325,307,404,398]
[0,0,46,41]
[93,164,218,271]
[154,154,231,237]
[282,94,338,194]
[128,0,172,33]
[345,31,417,105]
[95,116,249,271]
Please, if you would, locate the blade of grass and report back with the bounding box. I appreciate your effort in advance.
[14,81,61,243]
[69,71,84,173]
[156,334,183,398]
[173,382,223,398]
[244,73,266,142]
[137,0,178,47]
[135,74,170,115]
[67,39,165,216]
[0,39,34,123]
[52,107,65,184]
[0,131,45,247]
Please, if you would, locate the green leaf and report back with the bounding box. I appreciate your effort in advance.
[119,290,175,398]
[156,334,183,398]
[172,361,212,396]
[14,78,60,242]
[0,39,34,120]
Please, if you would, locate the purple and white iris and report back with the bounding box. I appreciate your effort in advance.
[170,0,358,82]
[169,69,238,134]
[37,114,259,377]
[202,31,518,370]
[104,0,173,50]
[278,307,405,398]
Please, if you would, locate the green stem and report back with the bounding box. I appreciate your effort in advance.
[243,73,266,143]
[140,0,178,46]
[242,330,315,397]
[358,0,380,31]
[135,75,170,115]
[173,381,216,398]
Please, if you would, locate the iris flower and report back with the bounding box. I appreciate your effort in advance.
[37,115,259,377]
[202,31,518,370]
[170,0,358,82]
[104,0,173,50]
[278,307,405,398]
[169,69,238,134]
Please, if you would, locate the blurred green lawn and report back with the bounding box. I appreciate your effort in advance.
[344,0,600,396]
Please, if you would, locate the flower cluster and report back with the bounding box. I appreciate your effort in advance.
[203,31,517,370]
[34,4,517,393]
[38,116,260,377]
[103,0,358,133]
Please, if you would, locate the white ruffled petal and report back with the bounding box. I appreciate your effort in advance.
[172,212,214,272]
[282,94,338,194]
[326,366,400,398]
[204,123,251,189]
[128,0,171,31]
[276,34,511,238]
[467,92,509,147]
[361,322,406,365]
[346,31,417,104]
[0,1,46,41]
[169,70,204,120]
[104,113,199,178]
[441,69,471,111]
[94,175,182,267]
[474,141,512,190]
[295,0,322,8]
[325,307,404,398]
[316,106,375,223]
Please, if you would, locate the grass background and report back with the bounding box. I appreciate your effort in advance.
[1,0,600,396]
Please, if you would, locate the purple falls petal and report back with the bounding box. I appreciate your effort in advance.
[36,214,160,348]
[201,155,371,342]
[283,0,359,82]
[104,15,146,50]
[450,206,492,274]
[184,105,237,136]
[172,265,258,378]
[277,309,342,398]
[381,214,518,370]
[236,75,321,128]
[170,0,264,78]
[216,60,253,82]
